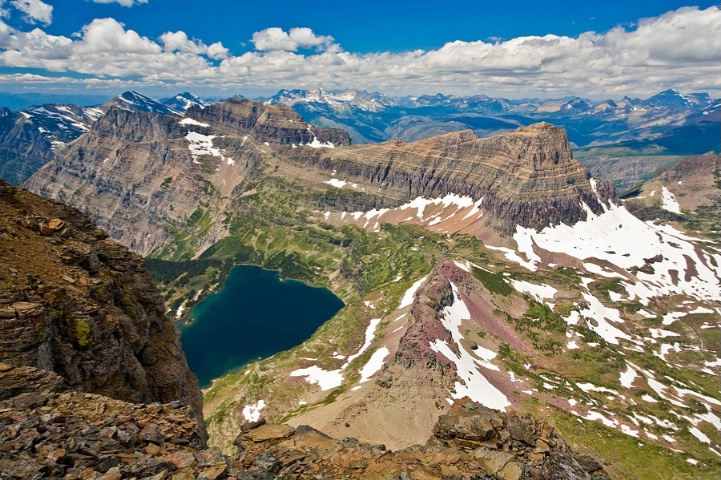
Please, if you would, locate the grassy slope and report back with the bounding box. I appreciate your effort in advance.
[147,169,720,479]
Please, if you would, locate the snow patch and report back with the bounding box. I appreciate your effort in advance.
[180,118,210,127]
[428,283,509,411]
[510,280,557,304]
[359,347,389,383]
[660,186,681,214]
[290,317,382,391]
[619,364,638,388]
[325,179,347,188]
[289,366,344,391]
[579,289,633,345]
[398,276,428,309]
[242,400,266,422]
[511,201,720,304]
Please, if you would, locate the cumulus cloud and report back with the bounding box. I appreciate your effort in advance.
[159,30,228,59]
[0,7,719,98]
[252,27,335,52]
[90,0,149,6]
[0,18,216,79]
[10,0,52,25]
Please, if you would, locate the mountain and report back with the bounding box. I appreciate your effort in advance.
[0,91,196,185]
[286,123,614,233]
[24,98,351,257]
[268,88,720,164]
[0,108,55,185]
[20,98,721,478]
[160,91,209,112]
[100,90,183,116]
[21,103,105,144]
[622,153,720,234]
[643,89,713,110]
[263,88,397,112]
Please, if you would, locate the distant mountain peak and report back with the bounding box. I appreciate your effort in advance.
[103,91,181,116]
[160,92,208,112]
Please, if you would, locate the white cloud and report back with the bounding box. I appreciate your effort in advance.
[10,0,52,25]
[159,30,228,60]
[91,0,149,6]
[0,7,719,98]
[252,27,335,52]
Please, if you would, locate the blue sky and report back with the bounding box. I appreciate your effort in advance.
[0,0,719,98]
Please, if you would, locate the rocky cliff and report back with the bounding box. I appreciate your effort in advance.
[0,362,609,479]
[285,123,614,233]
[0,181,204,427]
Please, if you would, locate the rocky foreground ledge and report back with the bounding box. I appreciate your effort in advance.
[1,363,608,480]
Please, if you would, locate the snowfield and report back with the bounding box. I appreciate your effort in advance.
[510,196,720,304]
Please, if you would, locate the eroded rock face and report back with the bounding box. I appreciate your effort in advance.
[0,364,218,480]
[23,99,351,257]
[285,123,615,233]
[0,181,204,432]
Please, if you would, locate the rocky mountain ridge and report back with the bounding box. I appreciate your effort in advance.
[24,101,610,258]
[264,87,720,150]
[0,180,204,426]
[0,362,610,480]
[2,87,718,188]
[0,91,207,185]
[0,108,55,185]
[23,98,351,257]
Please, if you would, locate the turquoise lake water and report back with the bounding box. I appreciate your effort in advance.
[179,265,344,388]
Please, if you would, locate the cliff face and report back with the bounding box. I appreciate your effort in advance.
[286,123,614,232]
[23,99,351,257]
[23,107,235,257]
[0,181,204,427]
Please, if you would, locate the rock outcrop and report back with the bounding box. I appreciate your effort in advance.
[229,399,609,479]
[286,123,614,233]
[23,106,234,256]
[0,181,204,429]
[0,361,609,479]
[0,364,218,480]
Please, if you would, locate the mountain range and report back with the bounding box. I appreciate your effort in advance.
[0,91,206,185]
[15,93,721,479]
[0,86,719,479]
[0,87,718,189]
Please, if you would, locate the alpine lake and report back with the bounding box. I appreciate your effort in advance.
[179,265,345,388]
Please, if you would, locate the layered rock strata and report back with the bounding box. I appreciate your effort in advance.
[286,123,614,233]
[0,108,55,185]
[24,99,351,256]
